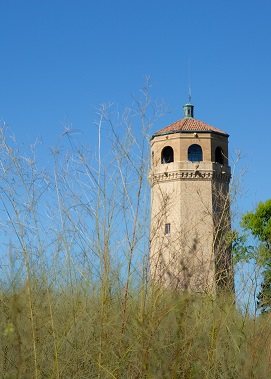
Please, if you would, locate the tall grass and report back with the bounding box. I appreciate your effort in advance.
[2,283,271,378]
[0,84,270,378]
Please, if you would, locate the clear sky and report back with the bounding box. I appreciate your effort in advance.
[0,0,271,214]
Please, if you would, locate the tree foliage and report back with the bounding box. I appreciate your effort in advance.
[241,200,271,245]
[241,199,271,313]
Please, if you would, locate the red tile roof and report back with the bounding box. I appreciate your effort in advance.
[154,118,228,136]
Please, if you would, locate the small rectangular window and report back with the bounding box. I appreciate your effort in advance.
[165,223,171,235]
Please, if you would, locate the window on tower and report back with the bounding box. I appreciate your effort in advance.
[215,146,224,164]
[165,223,171,235]
[161,146,174,164]
[188,144,203,162]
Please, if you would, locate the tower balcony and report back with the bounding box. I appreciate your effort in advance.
[150,161,231,184]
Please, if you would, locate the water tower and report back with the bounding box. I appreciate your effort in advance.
[149,103,233,292]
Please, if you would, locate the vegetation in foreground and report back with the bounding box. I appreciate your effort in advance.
[1,281,271,379]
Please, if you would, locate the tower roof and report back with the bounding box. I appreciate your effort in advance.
[154,118,228,137]
[152,102,229,138]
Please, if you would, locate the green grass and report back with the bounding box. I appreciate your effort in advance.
[1,279,271,378]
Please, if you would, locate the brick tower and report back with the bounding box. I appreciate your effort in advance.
[149,103,233,293]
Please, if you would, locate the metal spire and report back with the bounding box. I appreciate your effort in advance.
[188,58,191,104]
[183,59,194,118]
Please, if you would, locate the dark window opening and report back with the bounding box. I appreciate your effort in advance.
[215,146,224,164]
[188,144,203,162]
[161,146,174,164]
[165,223,171,235]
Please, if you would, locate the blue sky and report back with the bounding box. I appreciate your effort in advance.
[0,0,270,214]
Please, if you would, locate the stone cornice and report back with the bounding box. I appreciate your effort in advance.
[149,169,231,186]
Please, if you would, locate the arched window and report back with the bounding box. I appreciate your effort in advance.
[188,144,203,162]
[215,146,224,164]
[161,146,174,164]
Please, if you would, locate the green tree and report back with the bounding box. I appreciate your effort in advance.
[241,199,271,313]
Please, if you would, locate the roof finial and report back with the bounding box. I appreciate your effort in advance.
[183,59,194,118]
[188,58,191,104]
